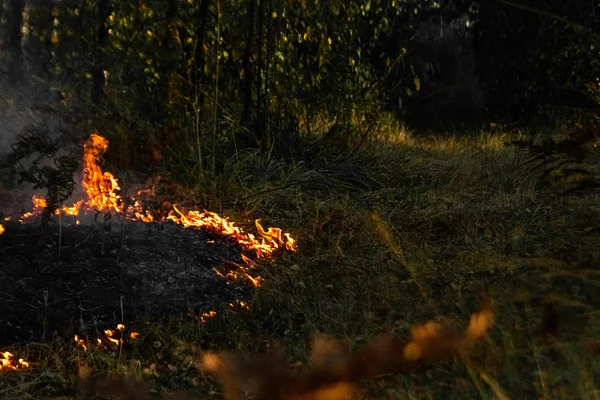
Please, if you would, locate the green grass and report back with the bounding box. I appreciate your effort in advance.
[1,125,600,399]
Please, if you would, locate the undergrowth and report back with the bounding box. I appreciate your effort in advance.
[1,125,600,399]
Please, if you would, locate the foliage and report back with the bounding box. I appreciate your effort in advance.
[472,0,600,118]
[0,0,452,184]
[0,126,79,223]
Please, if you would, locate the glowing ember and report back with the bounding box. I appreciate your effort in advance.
[229,300,250,310]
[201,311,217,323]
[0,351,30,370]
[0,224,4,235]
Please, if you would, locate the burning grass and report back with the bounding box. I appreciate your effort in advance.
[3,132,296,288]
[1,126,600,399]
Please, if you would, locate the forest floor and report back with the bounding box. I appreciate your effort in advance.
[1,126,600,399]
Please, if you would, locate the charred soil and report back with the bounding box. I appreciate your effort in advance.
[0,218,251,347]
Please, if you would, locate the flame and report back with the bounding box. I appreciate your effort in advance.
[9,132,296,288]
[74,324,139,351]
[0,351,29,371]
[82,133,123,213]
[32,195,47,209]
[3,132,297,370]
[74,334,87,351]
[61,200,84,216]
[200,311,217,323]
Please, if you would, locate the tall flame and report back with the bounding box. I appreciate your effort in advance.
[82,133,123,213]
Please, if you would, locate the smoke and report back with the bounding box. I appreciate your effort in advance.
[0,76,66,157]
[0,73,76,218]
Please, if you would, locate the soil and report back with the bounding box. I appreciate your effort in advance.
[0,216,253,347]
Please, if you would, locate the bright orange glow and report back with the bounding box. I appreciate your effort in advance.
[32,195,47,209]
[61,200,84,216]
[0,224,4,235]
[0,351,29,371]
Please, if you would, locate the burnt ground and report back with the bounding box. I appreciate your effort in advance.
[0,217,253,347]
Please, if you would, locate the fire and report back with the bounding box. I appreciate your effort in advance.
[82,133,123,213]
[0,224,4,235]
[74,334,87,351]
[8,132,296,287]
[0,351,30,371]
[74,324,139,351]
[32,195,47,209]
[200,311,217,323]
[166,206,296,258]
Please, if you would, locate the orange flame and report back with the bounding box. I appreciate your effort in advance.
[74,334,87,351]
[32,195,47,209]
[74,324,139,351]
[0,224,4,235]
[200,311,217,323]
[0,351,29,371]
[82,133,123,213]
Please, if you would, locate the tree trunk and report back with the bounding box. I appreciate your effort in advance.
[91,0,111,104]
[240,0,255,144]
[1,0,25,80]
[193,0,211,93]
[254,0,264,146]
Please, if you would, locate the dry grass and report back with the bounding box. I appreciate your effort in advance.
[2,123,600,399]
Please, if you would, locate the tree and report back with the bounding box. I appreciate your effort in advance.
[472,0,600,119]
[0,0,25,80]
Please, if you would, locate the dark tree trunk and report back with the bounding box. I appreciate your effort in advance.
[193,0,211,93]
[91,0,112,104]
[1,0,25,80]
[263,0,272,147]
[156,0,178,114]
[254,0,264,146]
[240,0,255,143]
